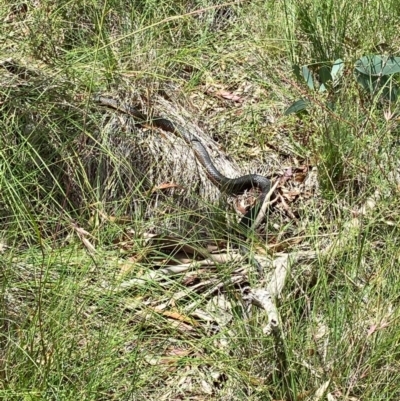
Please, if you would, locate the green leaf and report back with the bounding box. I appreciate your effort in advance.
[302,65,314,90]
[355,55,400,76]
[319,65,332,84]
[292,64,302,82]
[355,71,375,93]
[319,83,327,93]
[284,99,310,115]
[355,71,399,101]
[381,76,398,101]
[318,65,331,93]
[331,59,344,82]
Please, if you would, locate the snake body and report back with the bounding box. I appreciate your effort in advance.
[95,96,271,227]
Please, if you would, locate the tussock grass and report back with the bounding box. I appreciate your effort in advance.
[1,0,400,400]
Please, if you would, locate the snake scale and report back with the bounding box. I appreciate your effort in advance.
[95,96,272,228]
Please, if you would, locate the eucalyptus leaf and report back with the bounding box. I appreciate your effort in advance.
[319,65,332,85]
[302,65,314,90]
[284,99,310,115]
[355,71,399,100]
[331,59,344,82]
[381,76,398,101]
[355,55,400,76]
[292,64,302,82]
[355,72,375,93]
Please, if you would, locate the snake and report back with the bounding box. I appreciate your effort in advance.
[94,96,272,228]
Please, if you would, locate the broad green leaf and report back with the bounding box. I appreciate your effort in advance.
[302,65,314,90]
[318,65,331,92]
[292,64,302,82]
[354,71,375,92]
[284,99,310,115]
[381,76,399,101]
[355,55,400,76]
[355,71,399,101]
[319,65,332,84]
[319,83,327,93]
[331,59,344,81]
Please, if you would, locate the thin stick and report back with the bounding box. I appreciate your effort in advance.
[252,178,280,230]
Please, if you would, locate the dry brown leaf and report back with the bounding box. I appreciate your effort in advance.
[150,182,184,193]
[72,224,91,237]
[367,321,389,337]
[292,166,309,182]
[214,89,243,103]
[169,320,197,332]
[114,239,138,252]
[246,147,263,157]
[281,187,301,202]
[156,348,193,366]
[206,244,219,252]
[71,222,96,254]
[314,380,330,400]
[157,356,186,366]
[277,194,297,219]
[166,347,193,357]
[161,310,199,326]
[118,259,142,275]
[94,209,131,224]
[296,390,312,400]
[80,236,96,254]
[266,237,302,252]
[182,275,200,286]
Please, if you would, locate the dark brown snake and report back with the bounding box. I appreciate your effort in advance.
[94,96,272,228]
